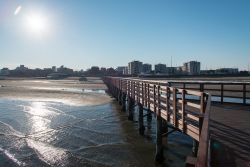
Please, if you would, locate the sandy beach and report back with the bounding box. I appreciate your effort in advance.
[0,77,111,106]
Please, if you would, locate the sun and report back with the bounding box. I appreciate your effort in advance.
[25,12,49,36]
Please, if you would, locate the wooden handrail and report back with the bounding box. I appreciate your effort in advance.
[196,95,211,167]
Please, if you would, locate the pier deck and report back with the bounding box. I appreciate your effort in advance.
[210,103,250,167]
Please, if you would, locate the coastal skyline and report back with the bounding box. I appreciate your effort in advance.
[1,0,250,70]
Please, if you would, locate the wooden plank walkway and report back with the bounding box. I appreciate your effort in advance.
[210,103,250,167]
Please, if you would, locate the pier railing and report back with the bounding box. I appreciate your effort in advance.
[165,81,250,105]
[103,77,212,167]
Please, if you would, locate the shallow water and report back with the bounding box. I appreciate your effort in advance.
[0,79,193,167]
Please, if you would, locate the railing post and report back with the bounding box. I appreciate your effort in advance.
[142,82,144,106]
[161,84,168,137]
[137,81,140,103]
[173,88,177,127]
[126,80,130,97]
[118,79,122,105]
[200,83,204,92]
[182,89,186,132]
[221,83,224,104]
[154,85,156,113]
[201,92,205,114]
[166,86,170,122]
[243,84,246,105]
[143,83,148,107]
[147,83,150,109]
[129,80,131,98]
[193,92,205,156]
[133,81,136,100]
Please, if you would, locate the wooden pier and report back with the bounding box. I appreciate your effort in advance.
[104,77,250,167]
[104,77,212,167]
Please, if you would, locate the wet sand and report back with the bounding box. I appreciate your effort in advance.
[0,77,110,106]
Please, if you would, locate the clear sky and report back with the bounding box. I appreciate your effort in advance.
[0,0,250,70]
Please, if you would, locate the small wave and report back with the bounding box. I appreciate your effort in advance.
[73,142,125,152]
[26,138,68,166]
[72,125,119,136]
[0,147,26,166]
[47,106,77,119]
[0,121,24,138]
[19,104,77,120]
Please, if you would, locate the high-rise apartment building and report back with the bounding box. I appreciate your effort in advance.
[128,61,143,75]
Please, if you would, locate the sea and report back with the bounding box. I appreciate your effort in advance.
[0,80,193,167]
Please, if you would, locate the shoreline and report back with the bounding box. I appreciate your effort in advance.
[0,77,110,106]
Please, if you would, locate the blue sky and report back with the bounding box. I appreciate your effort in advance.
[0,0,250,70]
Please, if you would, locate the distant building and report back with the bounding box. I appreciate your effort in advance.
[100,67,107,74]
[200,70,216,75]
[52,66,57,72]
[123,67,128,75]
[166,67,177,75]
[175,66,183,75]
[155,63,167,74]
[15,65,28,72]
[142,64,152,74]
[182,61,200,75]
[116,66,126,75]
[88,66,100,74]
[215,68,238,74]
[128,61,143,75]
[57,65,74,75]
[106,67,116,75]
[0,68,10,76]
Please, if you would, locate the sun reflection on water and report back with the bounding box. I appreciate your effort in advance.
[23,102,69,165]
[25,102,52,133]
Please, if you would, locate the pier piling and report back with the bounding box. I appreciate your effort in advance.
[138,103,145,135]
[192,140,199,156]
[155,115,164,162]
[147,109,152,129]
[128,97,134,121]
[121,93,126,112]
[118,90,122,105]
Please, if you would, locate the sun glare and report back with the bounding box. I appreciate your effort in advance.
[25,12,49,36]
[14,6,22,15]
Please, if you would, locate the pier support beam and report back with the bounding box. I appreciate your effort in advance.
[162,120,168,133]
[155,116,164,162]
[115,88,119,101]
[128,97,134,121]
[192,139,199,156]
[162,120,168,149]
[147,109,152,129]
[118,91,122,105]
[138,103,145,135]
[121,93,126,112]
